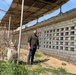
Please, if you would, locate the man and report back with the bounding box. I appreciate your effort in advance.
[27,29,39,65]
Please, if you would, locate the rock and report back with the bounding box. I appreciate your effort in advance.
[6,47,18,61]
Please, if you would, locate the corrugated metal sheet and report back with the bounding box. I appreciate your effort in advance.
[1,0,68,30]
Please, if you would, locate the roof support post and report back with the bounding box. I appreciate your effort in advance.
[37,18,38,24]
[4,24,6,42]
[8,16,11,46]
[17,0,24,64]
[59,6,63,14]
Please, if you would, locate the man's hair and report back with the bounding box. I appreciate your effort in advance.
[34,29,37,31]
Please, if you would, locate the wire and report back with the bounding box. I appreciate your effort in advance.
[2,0,10,6]
[0,8,6,12]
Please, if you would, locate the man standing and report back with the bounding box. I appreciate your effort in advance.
[27,30,39,65]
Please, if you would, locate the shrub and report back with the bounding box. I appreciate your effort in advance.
[35,53,42,58]
[51,67,69,75]
[0,61,28,75]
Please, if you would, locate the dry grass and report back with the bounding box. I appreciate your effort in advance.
[19,49,75,75]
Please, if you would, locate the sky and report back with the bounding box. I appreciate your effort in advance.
[0,0,13,19]
[0,0,76,28]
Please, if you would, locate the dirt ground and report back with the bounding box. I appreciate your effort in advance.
[20,49,76,74]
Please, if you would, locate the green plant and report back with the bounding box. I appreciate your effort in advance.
[0,61,72,75]
[35,53,42,58]
[51,67,69,75]
[0,61,28,75]
[27,66,52,75]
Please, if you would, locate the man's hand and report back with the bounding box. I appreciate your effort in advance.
[37,45,39,49]
[28,43,31,50]
[28,46,31,50]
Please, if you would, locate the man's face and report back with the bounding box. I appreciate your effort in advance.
[34,30,37,34]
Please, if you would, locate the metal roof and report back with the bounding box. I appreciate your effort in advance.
[1,0,68,30]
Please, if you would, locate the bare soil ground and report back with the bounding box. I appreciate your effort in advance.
[20,49,76,74]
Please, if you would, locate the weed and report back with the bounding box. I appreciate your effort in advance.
[35,53,42,58]
[0,61,28,75]
[51,67,70,75]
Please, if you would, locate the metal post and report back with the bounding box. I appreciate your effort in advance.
[4,24,6,42]
[37,18,38,24]
[59,6,62,14]
[17,0,24,64]
[36,16,38,24]
[8,16,11,46]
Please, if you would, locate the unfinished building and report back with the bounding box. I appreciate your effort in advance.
[13,8,76,63]
[1,0,76,63]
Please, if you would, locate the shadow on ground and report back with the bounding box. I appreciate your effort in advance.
[34,58,50,64]
[19,58,50,65]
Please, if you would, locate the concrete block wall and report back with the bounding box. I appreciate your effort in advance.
[13,8,76,63]
[38,18,76,62]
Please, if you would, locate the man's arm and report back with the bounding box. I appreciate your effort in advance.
[28,42,31,50]
[28,35,32,50]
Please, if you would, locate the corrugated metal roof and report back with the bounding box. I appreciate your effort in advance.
[1,0,68,30]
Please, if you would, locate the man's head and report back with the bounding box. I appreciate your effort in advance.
[33,29,37,35]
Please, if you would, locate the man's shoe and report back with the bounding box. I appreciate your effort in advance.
[31,62,34,65]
